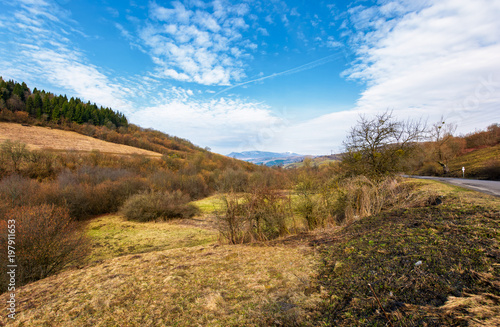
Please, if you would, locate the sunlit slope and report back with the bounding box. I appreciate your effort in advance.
[0,122,161,157]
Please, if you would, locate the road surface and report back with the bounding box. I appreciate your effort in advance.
[404,175,500,197]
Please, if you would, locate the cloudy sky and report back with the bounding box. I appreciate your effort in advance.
[1,0,499,155]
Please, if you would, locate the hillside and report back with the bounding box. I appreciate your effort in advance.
[1,180,499,326]
[447,144,500,179]
[0,122,161,157]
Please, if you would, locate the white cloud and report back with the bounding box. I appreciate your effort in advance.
[129,91,284,152]
[0,0,133,114]
[290,8,300,17]
[26,48,132,111]
[139,1,254,86]
[326,36,343,48]
[257,27,269,36]
[343,0,500,133]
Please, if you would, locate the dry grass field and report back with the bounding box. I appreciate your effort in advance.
[0,122,161,157]
[0,208,324,326]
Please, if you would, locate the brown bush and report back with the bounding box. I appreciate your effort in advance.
[121,190,199,222]
[57,177,147,220]
[148,170,209,199]
[215,189,292,244]
[0,174,40,207]
[0,205,89,291]
[330,176,413,224]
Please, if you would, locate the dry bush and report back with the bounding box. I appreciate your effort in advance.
[0,140,29,173]
[294,172,328,230]
[244,189,291,240]
[0,205,89,291]
[418,161,442,176]
[121,190,199,222]
[295,195,327,230]
[332,176,413,224]
[0,174,40,206]
[57,166,134,186]
[215,194,247,244]
[56,177,147,220]
[217,168,249,192]
[25,150,58,180]
[216,189,292,244]
[148,170,209,199]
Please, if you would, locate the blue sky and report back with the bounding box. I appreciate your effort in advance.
[1,0,500,155]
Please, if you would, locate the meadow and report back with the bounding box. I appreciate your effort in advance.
[0,97,499,325]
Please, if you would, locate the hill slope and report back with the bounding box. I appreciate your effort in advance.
[0,122,161,157]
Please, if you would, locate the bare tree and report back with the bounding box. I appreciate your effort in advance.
[429,117,457,175]
[342,110,427,177]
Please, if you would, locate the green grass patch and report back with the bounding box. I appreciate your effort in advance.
[190,194,226,214]
[86,215,217,262]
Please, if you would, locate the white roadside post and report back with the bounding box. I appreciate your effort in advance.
[462,166,465,178]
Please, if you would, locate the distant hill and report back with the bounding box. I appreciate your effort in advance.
[284,154,342,168]
[227,151,307,166]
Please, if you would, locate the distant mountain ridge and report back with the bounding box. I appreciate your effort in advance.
[227,151,307,166]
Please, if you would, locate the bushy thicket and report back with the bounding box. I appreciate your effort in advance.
[0,205,89,292]
[121,191,199,222]
[0,138,288,224]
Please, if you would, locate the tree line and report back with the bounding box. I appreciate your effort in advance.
[0,77,127,128]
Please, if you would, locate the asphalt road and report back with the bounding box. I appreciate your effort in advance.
[404,175,500,197]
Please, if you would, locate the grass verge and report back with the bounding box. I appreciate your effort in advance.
[314,180,500,326]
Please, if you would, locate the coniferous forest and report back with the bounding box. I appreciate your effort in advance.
[0,77,127,128]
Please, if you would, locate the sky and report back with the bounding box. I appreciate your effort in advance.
[1,0,500,155]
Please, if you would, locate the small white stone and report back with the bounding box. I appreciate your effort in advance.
[415,260,422,266]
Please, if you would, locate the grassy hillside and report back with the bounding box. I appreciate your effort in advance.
[0,122,161,157]
[315,180,500,326]
[447,144,500,179]
[1,180,498,326]
[0,202,322,326]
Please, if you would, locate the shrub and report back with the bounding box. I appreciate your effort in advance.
[0,205,89,291]
[215,194,247,244]
[149,171,210,199]
[244,189,290,240]
[215,189,292,244]
[0,174,40,206]
[294,172,328,230]
[25,150,58,180]
[0,140,29,173]
[295,194,327,230]
[331,176,413,224]
[57,177,147,220]
[121,190,199,222]
[217,168,249,192]
[419,161,442,176]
